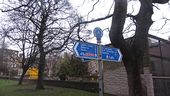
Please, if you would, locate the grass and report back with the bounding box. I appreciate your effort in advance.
[0,79,113,96]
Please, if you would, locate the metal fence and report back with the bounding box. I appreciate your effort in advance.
[149,35,170,96]
[153,77,170,96]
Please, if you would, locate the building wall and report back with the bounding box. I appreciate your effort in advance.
[0,48,20,75]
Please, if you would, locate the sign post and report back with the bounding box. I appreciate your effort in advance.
[93,27,103,96]
[73,27,122,96]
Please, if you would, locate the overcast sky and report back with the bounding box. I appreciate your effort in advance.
[70,0,170,43]
[0,0,170,50]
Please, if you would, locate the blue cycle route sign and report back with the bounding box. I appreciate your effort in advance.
[73,42,98,59]
[73,41,123,62]
[102,46,122,62]
[93,27,103,40]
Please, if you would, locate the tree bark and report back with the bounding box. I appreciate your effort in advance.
[18,51,37,85]
[18,64,30,85]
[36,52,46,89]
[152,0,169,4]
[124,59,147,96]
[109,0,153,96]
[36,10,48,89]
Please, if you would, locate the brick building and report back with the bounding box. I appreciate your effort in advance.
[0,48,20,76]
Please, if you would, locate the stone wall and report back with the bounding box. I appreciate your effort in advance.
[142,74,154,96]
[104,67,154,96]
[104,67,128,96]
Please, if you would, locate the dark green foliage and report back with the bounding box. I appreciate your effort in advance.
[68,56,89,77]
[58,53,89,80]
[58,63,70,80]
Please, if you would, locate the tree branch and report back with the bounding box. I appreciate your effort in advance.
[152,0,169,4]
[72,14,113,29]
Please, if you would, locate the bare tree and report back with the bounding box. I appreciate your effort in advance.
[1,17,39,85]
[1,0,89,89]
[109,0,169,96]
[70,0,170,96]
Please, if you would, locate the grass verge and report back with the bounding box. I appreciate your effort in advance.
[0,79,113,96]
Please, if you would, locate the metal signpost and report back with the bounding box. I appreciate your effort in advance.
[93,27,103,96]
[73,27,123,96]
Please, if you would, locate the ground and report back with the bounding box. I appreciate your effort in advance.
[0,79,116,96]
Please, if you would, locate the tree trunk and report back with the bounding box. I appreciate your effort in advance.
[124,58,147,96]
[109,0,153,96]
[36,52,46,89]
[18,64,30,85]
[36,11,47,89]
[126,1,153,95]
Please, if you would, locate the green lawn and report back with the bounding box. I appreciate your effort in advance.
[0,79,113,96]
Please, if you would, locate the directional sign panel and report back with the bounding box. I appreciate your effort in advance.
[102,46,122,62]
[73,41,123,62]
[73,42,98,59]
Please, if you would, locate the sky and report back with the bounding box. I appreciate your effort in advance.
[0,0,170,50]
[70,0,114,44]
[70,0,170,44]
